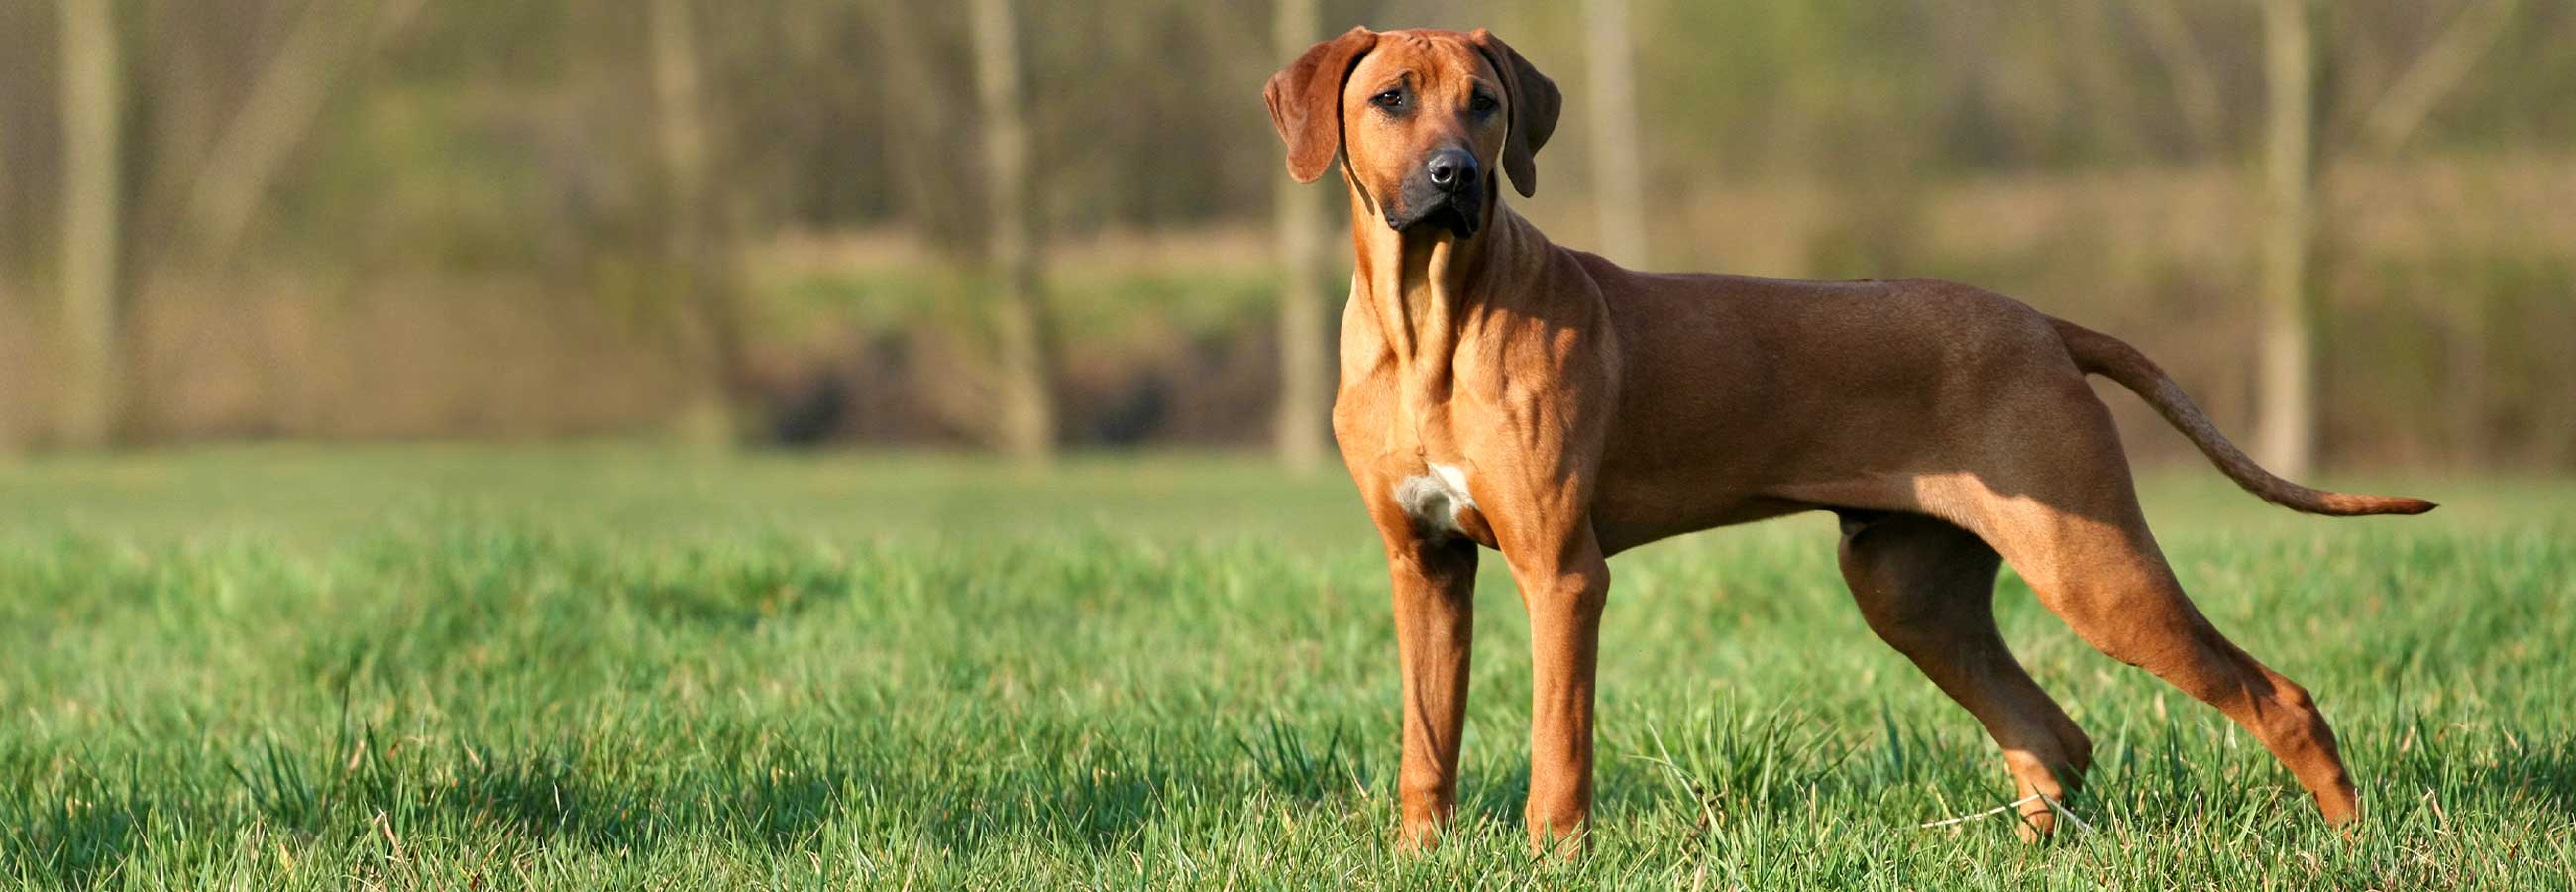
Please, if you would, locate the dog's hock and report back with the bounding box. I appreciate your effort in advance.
[1395,463,1478,537]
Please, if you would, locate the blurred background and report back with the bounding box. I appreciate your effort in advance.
[2,0,2571,477]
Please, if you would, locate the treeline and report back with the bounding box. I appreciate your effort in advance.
[0,1,2570,470]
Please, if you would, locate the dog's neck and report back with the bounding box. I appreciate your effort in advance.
[1343,177,1538,452]
[1348,182,1536,340]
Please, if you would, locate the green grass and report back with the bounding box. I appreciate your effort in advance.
[3,447,2572,889]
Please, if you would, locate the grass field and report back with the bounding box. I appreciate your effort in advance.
[3,446,2573,889]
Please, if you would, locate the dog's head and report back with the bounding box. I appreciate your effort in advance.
[1264,28,1558,239]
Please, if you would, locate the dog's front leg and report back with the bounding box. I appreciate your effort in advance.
[1508,529,1610,856]
[1378,528,1479,851]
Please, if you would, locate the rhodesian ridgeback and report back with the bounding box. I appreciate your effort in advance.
[1264,27,2435,853]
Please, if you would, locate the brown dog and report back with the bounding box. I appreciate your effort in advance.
[1264,27,2435,853]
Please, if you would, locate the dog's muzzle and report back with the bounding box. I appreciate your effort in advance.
[1386,148,1485,238]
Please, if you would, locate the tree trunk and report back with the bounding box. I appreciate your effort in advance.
[648,0,746,447]
[2359,0,2520,155]
[182,0,426,265]
[1272,0,1332,473]
[1581,0,1647,266]
[2255,0,2321,479]
[968,0,1054,465]
[2129,0,2226,157]
[2446,291,2489,465]
[58,0,122,448]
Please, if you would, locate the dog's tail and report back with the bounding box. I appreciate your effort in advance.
[2051,317,2436,517]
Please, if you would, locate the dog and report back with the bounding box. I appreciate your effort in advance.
[1262,27,2434,854]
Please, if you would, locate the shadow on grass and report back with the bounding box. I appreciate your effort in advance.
[1,736,852,891]
[2465,730,2576,816]
[57,708,2550,887]
[911,716,1379,852]
[2501,756,2576,813]
[3,779,149,891]
[4,717,1392,889]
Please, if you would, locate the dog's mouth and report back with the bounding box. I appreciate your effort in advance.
[1386,191,1483,240]
[1417,202,1480,239]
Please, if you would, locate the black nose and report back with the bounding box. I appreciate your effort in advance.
[1425,150,1476,192]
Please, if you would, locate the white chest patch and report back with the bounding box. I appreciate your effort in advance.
[1394,462,1477,536]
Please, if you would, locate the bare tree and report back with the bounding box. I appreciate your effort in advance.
[968,0,1054,464]
[2359,0,2521,155]
[2351,0,2522,463]
[2128,0,2226,156]
[2063,0,2148,160]
[2255,0,2321,478]
[649,0,748,445]
[1582,0,1647,265]
[58,0,121,448]
[183,0,427,265]
[1272,0,1332,472]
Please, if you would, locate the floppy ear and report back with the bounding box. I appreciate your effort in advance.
[1467,29,1559,198]
[1264,27,1377,183]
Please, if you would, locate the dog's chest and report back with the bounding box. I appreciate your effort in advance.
[1394,462,1481,539]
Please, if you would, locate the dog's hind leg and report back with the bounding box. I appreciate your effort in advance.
[1837,511,2093,839]
[1934,390,2361,828]
[1976,495,2360,827]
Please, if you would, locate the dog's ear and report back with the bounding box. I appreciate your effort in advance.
[1467,29,1559,198]
[1265,27,1377,184]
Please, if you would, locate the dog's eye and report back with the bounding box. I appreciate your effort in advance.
[1371,88,1404,110]
[1470,93,1499,114]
